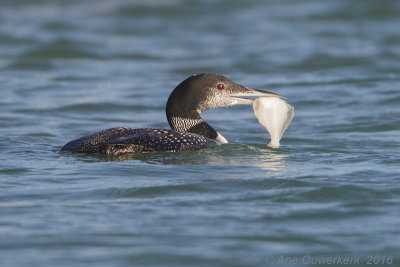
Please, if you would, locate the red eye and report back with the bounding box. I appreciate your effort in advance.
[217,83,224,90]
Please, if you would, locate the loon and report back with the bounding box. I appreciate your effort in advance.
[60,74,283,155]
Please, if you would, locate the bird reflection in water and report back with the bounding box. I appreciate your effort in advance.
[94,144,290,173]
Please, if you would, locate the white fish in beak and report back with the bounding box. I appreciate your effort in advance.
[253,97,294,148]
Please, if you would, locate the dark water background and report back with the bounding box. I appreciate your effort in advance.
[1,0,400,266]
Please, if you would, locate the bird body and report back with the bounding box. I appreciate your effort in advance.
[60,74,283,155]
[60,127,218,154]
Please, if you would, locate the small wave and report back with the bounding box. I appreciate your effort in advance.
[8,59,54,70]
[377,96,400,105]
[287,54,372,71]
[21,40,101,59]
[323,122,398,133]
[0,168,29,175]
[55,103,155,112]
[116,4,184,18]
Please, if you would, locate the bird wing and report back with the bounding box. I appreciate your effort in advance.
[95,129,218,155]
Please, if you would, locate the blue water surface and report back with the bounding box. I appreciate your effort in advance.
[1,0,400,266]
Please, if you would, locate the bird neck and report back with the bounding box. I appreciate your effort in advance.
[168,114,214,138]
[167,114,228,144]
